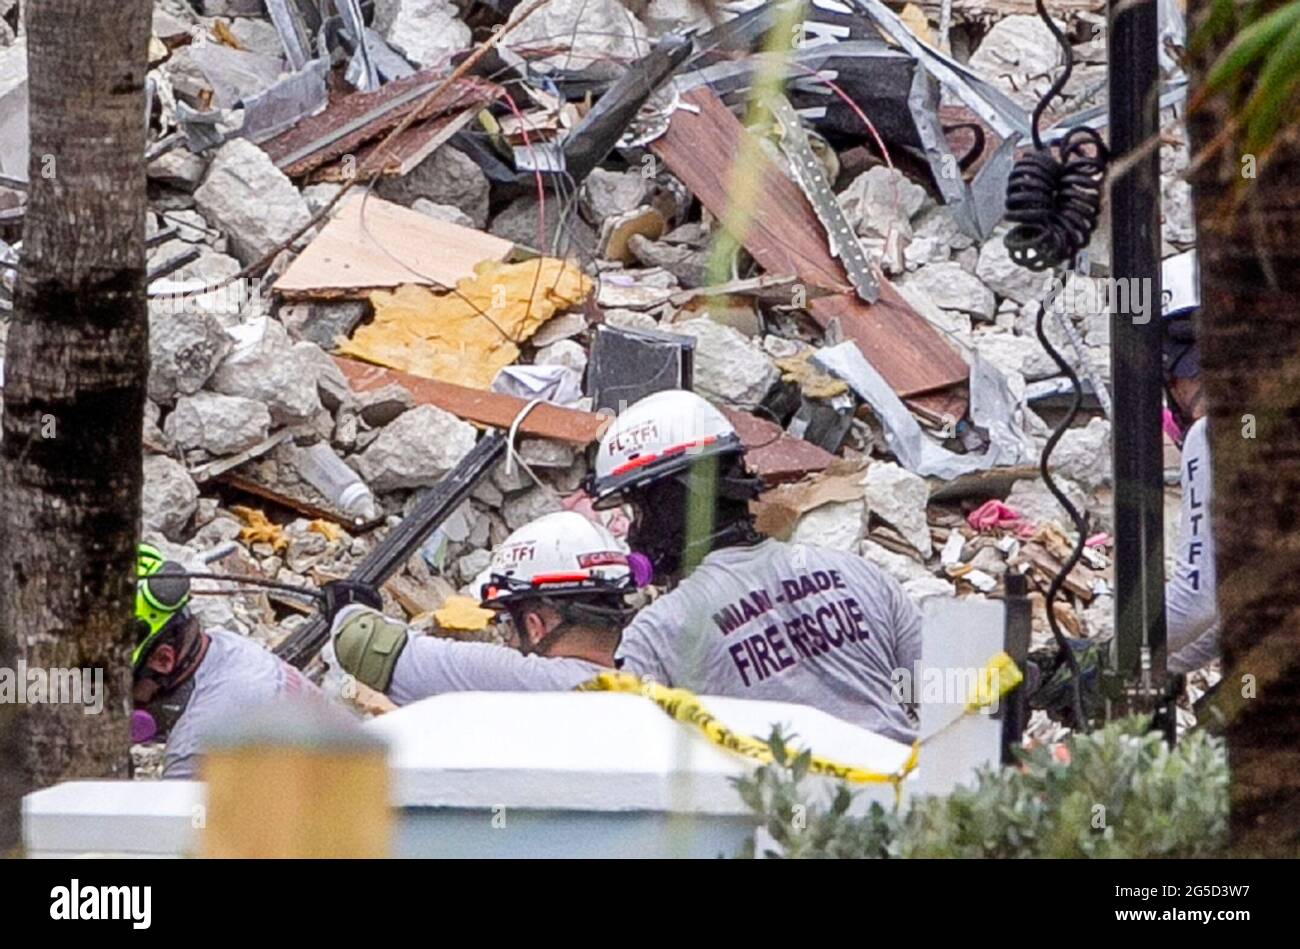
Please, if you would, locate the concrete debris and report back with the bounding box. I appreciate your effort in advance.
[147,306,234,404]
[143,455,200,541]
[976,227,1053,305]
[208,316,322,424]
[968,14,1066,110]
[373,0,471,68]
[502,485,564,531]
[78,0,1149,692]
[375,145,490,228]
[665,317,779,406]
[194,138,312,266]
[164,391,272,457]
[864,462,933,558]
[582,168,651,221]
[838,166,928,241]
[901,262,996,321]
[505,0,649,74]
[352,404,477,491]
[1050,417,1112,490]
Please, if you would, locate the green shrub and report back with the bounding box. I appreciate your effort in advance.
[734,717,1228,859]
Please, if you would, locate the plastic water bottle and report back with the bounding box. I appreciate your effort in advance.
[288,441,379,524]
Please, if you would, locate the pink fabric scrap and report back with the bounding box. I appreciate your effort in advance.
[967,499,1036,538]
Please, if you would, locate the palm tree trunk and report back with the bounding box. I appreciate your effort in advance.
[1185,0,1300,856]
[0,0,153,852]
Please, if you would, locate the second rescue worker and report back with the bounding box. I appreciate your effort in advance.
[586,390,922,743]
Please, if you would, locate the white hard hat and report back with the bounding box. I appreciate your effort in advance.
[476,511,634,609]
[586,389,744,508]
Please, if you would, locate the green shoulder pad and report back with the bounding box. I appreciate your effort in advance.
[333,610,409,694]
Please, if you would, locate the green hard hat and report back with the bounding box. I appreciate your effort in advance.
[133,543,191,667]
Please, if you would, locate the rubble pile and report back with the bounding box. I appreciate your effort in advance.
[0,0,1214,735]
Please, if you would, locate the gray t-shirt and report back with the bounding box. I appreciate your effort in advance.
[615,539,922,742]
[163,628,321,779]
[387,631,605,705]
[1168,418,1219,674]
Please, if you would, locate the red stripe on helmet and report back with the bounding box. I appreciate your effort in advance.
[609,436,719,476]
[530,572,593,586]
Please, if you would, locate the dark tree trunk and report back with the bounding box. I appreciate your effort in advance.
[0,0,153,852]
[1185,2,1300,856]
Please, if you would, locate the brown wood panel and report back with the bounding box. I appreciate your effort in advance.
[650,87,969,403]
[336,357,836,482]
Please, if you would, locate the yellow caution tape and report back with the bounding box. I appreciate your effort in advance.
[578,652,1022,792]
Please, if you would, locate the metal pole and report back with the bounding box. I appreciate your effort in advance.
[1106,0,1167,712]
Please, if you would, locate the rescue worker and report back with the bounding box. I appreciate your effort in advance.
[1161,251,1217,674]
[132,543,321,778]
[586,389,922,743]
[324,511,639,703]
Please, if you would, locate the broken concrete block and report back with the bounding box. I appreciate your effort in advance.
[164,392,271,456]
[356,382,415,428]
[859,539,935,586]
[969,14,1065,110]
[292,341,353,413]
[506,0,648,73]
[352,404,477,491]
[373,0,472,68]
[1050,417,1112,490]
[901,261,996,321]
[791,499,865,552]
[536,339,588,376]
[666,317,778,406]
[838,166,927,241]
[976,227,1054,305]
[491,458,533,494]
[517,438,575,469]
[502,485,564,530]
[581,168,650,221]
[142,454,199,541]
[864,461,933,558]
[489,193,597,252]
[1005,475,1091,531]
[148,148,209,192]
[279,299,368,349]
[208,317,322,424]
[194,138,313,266]
[972,330,1057,381]
[375,145,490,229]
[147,306,234,404]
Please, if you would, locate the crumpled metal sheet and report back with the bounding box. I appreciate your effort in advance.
[847,0,1030,142]
[188,41,285,110]
[813,341,1035,480]
[241,57,330,144]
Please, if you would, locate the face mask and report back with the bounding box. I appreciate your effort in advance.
[628,552,654,588]
[131,709,158,743]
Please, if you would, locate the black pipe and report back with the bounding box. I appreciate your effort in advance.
[1106,0,1167,711]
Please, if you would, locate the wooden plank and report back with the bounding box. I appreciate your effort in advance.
[335,357,604,446]
[308,109,476,183]
[260,71,496,178]
[336,357,838,483]
[650,87,969,403]
[273,194,513,300]
[720,407,836,484]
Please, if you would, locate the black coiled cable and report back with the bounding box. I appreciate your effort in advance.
[1003,0,1109,271]
[1001,0,1099,730]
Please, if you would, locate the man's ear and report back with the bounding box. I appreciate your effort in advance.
[146,643,177,676]
[523,610,553,647]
